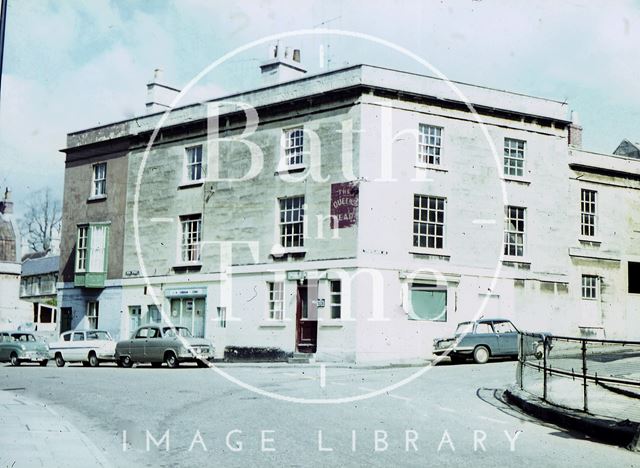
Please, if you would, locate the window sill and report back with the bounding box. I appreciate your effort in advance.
[274,164,307,175]
[501,257,531,267]
[578,237,602,245]
[271,246,307,259]
[414,164,448,173]
[178,180,204,189]
[87,195,107,203]
[172,262,203,271]
[259,322,288,328]
[501,176,531,185]
[319,322,344,328]
[409,248,451,258]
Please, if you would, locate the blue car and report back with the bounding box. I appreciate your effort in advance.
[432,318,548,364]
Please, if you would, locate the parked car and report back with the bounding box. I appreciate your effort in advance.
[432,318,550,364]
[115,325,214,368]
[48,330,117,367]
[0,331,50,366]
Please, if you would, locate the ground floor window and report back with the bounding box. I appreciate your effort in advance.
[329,280,341,319]
[629,262,640,294]
[87,301,99,329]
[582,275,598,300]
[268,282,284,320]
[147,305,162,324]
[170,297,206,337]
[409,284,447,321]
[129,306,141,332]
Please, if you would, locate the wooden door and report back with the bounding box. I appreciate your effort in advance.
[296,280,318,353]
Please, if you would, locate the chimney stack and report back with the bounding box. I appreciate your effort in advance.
[568,110,583,148]
[146,68,181,114]
[0,187,12,215]
[260,44,306,85]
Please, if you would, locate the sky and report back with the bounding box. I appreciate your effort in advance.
[1,0,639,220]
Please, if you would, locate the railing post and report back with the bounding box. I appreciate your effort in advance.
[519,333,524,390]
[582,339,588,412]
[543,335,548,402]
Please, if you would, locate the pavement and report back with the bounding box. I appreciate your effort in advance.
[504,385,640,452]
[0,390,112,468]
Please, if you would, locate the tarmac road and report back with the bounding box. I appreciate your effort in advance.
[1,359,638,467]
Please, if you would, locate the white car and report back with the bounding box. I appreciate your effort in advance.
[49,330,117,367]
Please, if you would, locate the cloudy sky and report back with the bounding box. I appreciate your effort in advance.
[1,0,639,219]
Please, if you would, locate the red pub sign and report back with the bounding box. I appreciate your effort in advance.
[330,181,359,229]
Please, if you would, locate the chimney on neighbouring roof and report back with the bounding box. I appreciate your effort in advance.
[146,68,181,114]
[0,187,12,215]
[568,110,582,148]
[259,44,306,85]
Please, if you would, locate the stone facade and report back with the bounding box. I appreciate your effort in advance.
[57,64,640,363]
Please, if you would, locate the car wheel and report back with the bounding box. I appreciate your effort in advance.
[151,362,162,368]
[88,353,99,367]
[55,354,66,367]
[164,352,179,368]
[534,344,544,360]
[10,353,20,366]
[39,360,48,367]
[473,346,490,364]
[196,359,209,368]
[120,356,133,368]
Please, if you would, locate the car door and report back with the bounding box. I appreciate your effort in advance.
[130,327,149,360]
[70,332,86,361]
[473,322,499,355]
[144,327,163,362]
[493,321,519,356]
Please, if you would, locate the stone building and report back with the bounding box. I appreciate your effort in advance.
[57,56,640,363]
[0,188,32,327]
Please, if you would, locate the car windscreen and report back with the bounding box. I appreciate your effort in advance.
[493,321,517,333]
[86,331,111,341]
[162,327,192,338]
[455,322,473,335]
[12,333,35,342]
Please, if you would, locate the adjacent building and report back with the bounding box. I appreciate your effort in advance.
[0,188,32,327]
[57,54,640,363]
[20,254,60,333]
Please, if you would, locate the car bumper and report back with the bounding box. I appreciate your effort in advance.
[433,347,474,356]
[19,352,49,362]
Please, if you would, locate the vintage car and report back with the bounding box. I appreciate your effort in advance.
[432,318,550,364]
[0,331,50,366]
[48,330,117,367]
[115,325,214,368]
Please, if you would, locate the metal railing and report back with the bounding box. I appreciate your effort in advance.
[517,332,640,418]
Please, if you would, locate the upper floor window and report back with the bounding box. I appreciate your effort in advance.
[283,128,304,167]
[581,275,598,300]
[92,162,107,197]
[268,282,284,320]
[413,195,445,249]
[180,215,202,263]
[76,226,89,272]
[629,262,640,294]
[185,145,204,182]
[504,206,526,257]
[279,196,305,248]
[580,189,597,237]
[504,138,526,177]
[417,124,443,166]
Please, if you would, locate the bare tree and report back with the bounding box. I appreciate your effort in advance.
[19,188,62,254]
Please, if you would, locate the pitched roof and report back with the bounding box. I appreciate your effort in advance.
[21,255,59,277]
